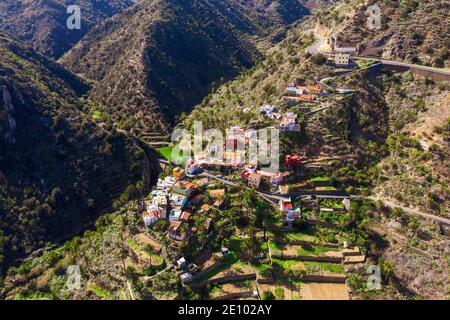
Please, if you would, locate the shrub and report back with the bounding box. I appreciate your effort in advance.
[262,290,275,300]
[310,54,327,65]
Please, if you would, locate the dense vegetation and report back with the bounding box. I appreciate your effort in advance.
[60,0,310,135]
[0,0,134,58]
[0,33,159,274]
[315,0,450,66]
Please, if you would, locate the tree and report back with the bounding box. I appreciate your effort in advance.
[310,53,327,65]
[67,236,82,263]
[379,259,394,282]
[346,274,364,291]
[262,290,275,300]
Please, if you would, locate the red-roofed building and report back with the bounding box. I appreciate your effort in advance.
[285,154,304,168]
[180,211,191,222]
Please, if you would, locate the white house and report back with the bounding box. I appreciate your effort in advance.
[260,104,276,114]
[169,209,182,222]
[180,272,193,283]
[143,210,159,227]
[170,193,188,208]
[334,52,350,66]
[333,36,358,54]
[279,120,296,132]
[286,86,305,95]
[268,112,282,120]
[177,257,187,268]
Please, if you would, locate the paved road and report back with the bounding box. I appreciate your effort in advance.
[352,56,450,76]
[306,31,450,77]
[158,160,450,225]
[305,29,325,55]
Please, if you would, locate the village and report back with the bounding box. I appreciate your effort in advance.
[130,37,378,300]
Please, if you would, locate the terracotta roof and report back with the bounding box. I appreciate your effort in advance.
[201,204,212,212]
[180,211,191,221]
[210,189,225,198]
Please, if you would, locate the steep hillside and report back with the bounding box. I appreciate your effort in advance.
[183,28,389,179]
[0,33,159,273]
[180,8,449,299]
[313,0,450,66]
[0,0,134,58]
[60,0,310,136]
[374,72,449,218]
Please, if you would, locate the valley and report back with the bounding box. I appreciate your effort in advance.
[0,0,449,301]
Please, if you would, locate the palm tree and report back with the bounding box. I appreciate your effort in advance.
[379,259,394,282]
[346,274,363,291]
[67,236,82,263]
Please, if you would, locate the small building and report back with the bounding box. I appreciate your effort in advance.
[342,198,351,211]
[204,218,213,234]
[268,112,282,120]
[333,36,358,54]
[279,119,296,132]
[173,167,185,179]
[143,210,159,227]
[297,106,310,113]
[285,154,304,168]
[260,104,276,114]
[169,209,182,222]
[170,193,188,208]
[172,181,197,197]
[240,170,251,181]
[194,178,209,188]
[279,184,290,195]
[297,94,316,102]
[180,272,193,283]
[169,221,187,241]
[215,247,231,261]
[306,86,323,94]
[285,208,302,222]
[177,257,187,268]
[201,204,212,213]
[248,173,262,189]
[213,199,225,209]
[210,189,225,199]
[286,86,305,95]
[334,52,350,66]
[180,211,191,222]
[280,198,293,212]
[187,165,203,176]
[270,171,292,187]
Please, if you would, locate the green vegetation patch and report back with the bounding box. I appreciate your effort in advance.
[157,146,173,160]
[88,284,114,300]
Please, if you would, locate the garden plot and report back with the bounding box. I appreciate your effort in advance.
[208,280,256,298]
[271,243,342,258]
[300,283,349,300]
[258,283,302,300]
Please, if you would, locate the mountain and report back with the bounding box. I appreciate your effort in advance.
[312,0,449,66]
[0,33,159,272]
[60,0,310,136]
[0,0,135,58]
[180,2,450,299]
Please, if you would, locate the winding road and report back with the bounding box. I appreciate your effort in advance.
[159,160,450,225]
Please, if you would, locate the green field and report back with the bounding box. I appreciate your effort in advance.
[156,146,173,160]
[311,176,330,183]
[157,145,188,164]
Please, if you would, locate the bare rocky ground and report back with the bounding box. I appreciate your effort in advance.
[359,204,450,300]
[375,76,449,218]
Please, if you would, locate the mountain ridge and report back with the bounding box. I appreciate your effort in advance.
[60,0,310,135]
[0,32,159,272]
[0,0,135,58]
